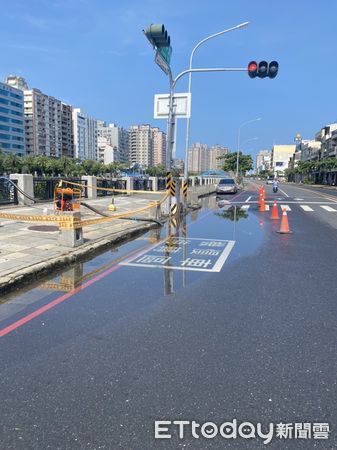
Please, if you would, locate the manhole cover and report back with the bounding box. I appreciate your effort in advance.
[28,225,59,232]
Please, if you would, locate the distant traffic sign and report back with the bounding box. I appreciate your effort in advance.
[120,238,235,272]
[158,46,172,65]
[155,51,170,75]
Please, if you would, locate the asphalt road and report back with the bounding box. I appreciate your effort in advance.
[0,182,336,449]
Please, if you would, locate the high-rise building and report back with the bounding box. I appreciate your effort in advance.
[129,124,153,168]
[209,145,229,170]
[5,76,73,158]
[61,103,74,158]
[72,109,97,161]
[0,81,25,156]
[188,143,209,173]
[97,122,129,163]
[151,127,166,166]
[256,150,272,173]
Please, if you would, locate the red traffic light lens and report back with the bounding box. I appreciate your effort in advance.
[248,62,257,71]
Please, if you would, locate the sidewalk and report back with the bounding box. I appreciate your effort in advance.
[0,194,163,294]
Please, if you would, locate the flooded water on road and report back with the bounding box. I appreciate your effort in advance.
[0,195,266,325]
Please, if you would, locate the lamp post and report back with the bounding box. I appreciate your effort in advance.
[236,118,261,179]
[183,21,249,181]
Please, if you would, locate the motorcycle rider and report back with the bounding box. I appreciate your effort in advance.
[272,178,279,193]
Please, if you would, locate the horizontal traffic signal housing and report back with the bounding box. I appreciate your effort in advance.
[144,24,171,48]
[248,60,279,79]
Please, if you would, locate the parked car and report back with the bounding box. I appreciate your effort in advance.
[266,176,275,185]
[215,178,238,194]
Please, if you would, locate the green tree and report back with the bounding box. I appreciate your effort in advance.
[218,152,253,175]
[2,153,22,174]
[146,164,166,176]
[215,206,248,222]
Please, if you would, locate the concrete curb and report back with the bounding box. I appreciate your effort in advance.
[0,221,158,295]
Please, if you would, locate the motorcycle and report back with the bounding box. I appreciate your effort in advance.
[272,185,278,193]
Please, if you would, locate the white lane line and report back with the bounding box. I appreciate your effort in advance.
[300,205,314,212]
[245,196,252,202]
[280,204,291,211]
[278,188,289,198]
[241,205,250,210]
[320,205,337,212]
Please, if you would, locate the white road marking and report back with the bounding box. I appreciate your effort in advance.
[241,205,250,210]
[300,205,314,212]
[265,205,270,211]
[245,196,252,202]
[121,238,236,273]
[280,204,291,211]
[278,188,289,198]
[320,205,337,212]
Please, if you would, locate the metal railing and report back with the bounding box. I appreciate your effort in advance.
[133,178,153,191]
[157,178,166,190]
[33,178,88,201]
[0,178,18,205]
[96,179,127,196]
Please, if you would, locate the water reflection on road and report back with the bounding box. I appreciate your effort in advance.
[0,194,266,322]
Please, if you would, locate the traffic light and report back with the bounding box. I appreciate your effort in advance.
[248,60,279,79]
[144,24,170,48]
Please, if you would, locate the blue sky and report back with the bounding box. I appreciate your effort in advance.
[1,0,337,162]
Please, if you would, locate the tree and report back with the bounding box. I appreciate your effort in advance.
[215,206,248,222]
[2,153,22,174]
[218,152,253,175]
[146,164,166,177]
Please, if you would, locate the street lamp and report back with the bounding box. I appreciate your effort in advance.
[236,118,261,178]
[183,21,249,181]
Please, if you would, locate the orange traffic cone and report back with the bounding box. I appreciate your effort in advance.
[259,196,266,212]
[270,200,279,220]
[277,208,292,233]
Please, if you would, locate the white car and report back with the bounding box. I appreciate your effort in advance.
[216,178,238,194]
[266,176,275,185]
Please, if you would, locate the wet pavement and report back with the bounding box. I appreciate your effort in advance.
[0,184,336,449]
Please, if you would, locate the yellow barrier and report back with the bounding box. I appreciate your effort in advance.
[0,193,169,230]
[61,179,165,196]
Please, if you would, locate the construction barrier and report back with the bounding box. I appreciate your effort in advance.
[0,192,169,230]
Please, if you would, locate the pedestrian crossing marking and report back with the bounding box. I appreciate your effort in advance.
[280,204,291,211]
[320,205,337,212]
[241,205,250,210]
[300,205,314,212]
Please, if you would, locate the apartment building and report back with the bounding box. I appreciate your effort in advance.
[5,76,73,157]
[188,143,209,173]
[0,81,25,155]
[152,127,166,166]
[97,122,129,163]
[72,109,97,161]
[256,150,271,173]
[209,145,229,170]
[129,124,153,167]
